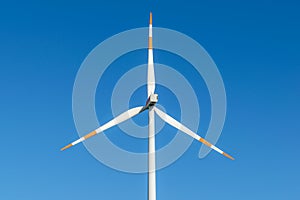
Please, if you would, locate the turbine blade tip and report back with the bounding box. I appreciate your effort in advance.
[61,144,72,151]
[223,152,234,160]
[149,12,152,24]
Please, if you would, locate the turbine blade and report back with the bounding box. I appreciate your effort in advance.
[154,107,234,160]
[147,12,155,96]
[61,106,144,151]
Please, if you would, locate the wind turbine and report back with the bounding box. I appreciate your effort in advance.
[61,12,234,200]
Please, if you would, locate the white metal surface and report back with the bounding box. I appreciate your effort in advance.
[148,107,156,200]
[148,50,155,96]
[147,16,155,97]
[154,107,200,140]
[95,106,143,134]
[72,137,84,145]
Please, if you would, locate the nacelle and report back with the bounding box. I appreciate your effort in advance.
[145,94,158,108]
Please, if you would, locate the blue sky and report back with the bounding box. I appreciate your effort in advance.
[0,0,300,199]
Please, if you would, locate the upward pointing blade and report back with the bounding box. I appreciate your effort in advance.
[154,107,234,160]
[147,12,155,97]
[61,106,144,151]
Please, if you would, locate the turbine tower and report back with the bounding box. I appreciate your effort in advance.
[61,13,234,200]
[147,12,156,200]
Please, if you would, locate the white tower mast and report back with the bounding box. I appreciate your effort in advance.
[147,13,156,200]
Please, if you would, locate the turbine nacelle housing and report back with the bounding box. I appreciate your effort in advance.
[147,94,158,107]
[140,94,158,112]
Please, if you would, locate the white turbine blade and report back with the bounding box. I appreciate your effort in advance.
[154,107,234,160]
[147,12,155,97]
[61,106,144,151]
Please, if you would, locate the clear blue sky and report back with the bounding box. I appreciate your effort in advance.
[0,0,299,199]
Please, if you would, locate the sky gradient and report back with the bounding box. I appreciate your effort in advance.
[0,0,299,199]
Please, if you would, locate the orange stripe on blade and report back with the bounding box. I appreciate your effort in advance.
[148,37,153,49]
[223,152,234,160]
[83,130,97,140]
[61,143,72,151]
[199,138,212,147]
[149,12,152,24]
